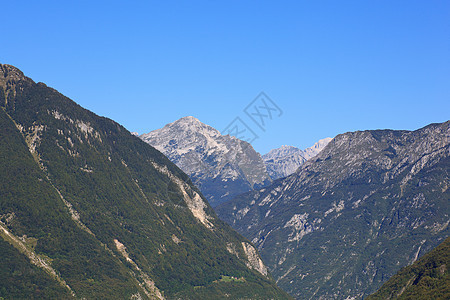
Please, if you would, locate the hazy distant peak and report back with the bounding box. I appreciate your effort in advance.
[278,145,298,151]
[303,137,333,159]
[311,137,333,150]
[263,138,332,180]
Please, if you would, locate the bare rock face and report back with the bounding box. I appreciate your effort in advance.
[217,121,450,299]
[241,242,269,277]
[140,116,272,207]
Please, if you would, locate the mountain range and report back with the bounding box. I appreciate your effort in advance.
[140,117,330,206]
[217,122,449,299]
[0,64,290,299]
[2,62,448,299]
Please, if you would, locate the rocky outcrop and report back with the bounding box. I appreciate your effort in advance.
[241,242,269,277]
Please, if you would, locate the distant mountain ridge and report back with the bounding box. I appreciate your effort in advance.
[217,121,450,299]
[263,138,332,180]
[140,116,272,207]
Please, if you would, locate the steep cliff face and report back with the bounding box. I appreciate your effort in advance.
[217,122,450,299]
[140,116,272,207]
[0,64,289,299]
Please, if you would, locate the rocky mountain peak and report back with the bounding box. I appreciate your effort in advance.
[172,116,221,137]
[177,115,201,123]
[140,116,272,206]
[264,145,302,160]
[173,115,203,128]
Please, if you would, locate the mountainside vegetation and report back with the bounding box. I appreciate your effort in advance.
[0,64,290,299]
[367,237,449,300]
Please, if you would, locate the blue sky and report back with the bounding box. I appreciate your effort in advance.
[2,1,449,153]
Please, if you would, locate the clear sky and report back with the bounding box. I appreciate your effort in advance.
[2,1,449,153]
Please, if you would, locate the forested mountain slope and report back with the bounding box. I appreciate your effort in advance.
[0,64,290,299]
[367,236,449,300]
